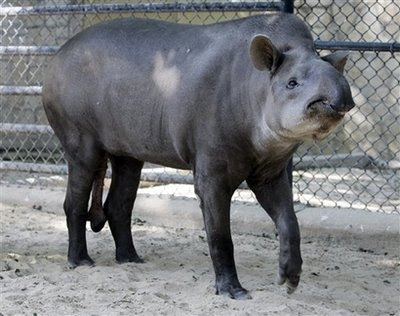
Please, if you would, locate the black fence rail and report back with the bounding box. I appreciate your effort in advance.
[1,0,399,213]
[0,2,284,15]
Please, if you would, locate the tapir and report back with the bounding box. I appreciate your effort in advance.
[42,13,355,299]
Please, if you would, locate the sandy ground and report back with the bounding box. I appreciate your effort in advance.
[1,199,399,316]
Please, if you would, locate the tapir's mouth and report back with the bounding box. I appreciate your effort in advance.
[307,93,355,116]
[300,97,349,141]
[307,98,329,110]
[307,98,346,120]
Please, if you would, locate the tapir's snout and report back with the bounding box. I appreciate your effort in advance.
[329,79,355,113]
[307,74,355,116]
[307,95,354,116]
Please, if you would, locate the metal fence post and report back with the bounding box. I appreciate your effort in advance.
[283,0,294,13]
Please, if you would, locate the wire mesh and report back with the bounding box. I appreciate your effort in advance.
[294,0,399,212]
[1,0,399,213]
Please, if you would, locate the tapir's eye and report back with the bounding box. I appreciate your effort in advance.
[287,79,299,89]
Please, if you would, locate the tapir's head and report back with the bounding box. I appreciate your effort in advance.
[249,34,355,142]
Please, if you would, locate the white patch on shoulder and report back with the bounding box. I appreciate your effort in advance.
[152,51,181,98]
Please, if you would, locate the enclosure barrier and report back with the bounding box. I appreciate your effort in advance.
[0,2,284,15]
[1,0,399,213]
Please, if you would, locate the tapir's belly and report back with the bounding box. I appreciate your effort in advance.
[85,92,193,170]
[84,105,190,170]
[100,132,193,170]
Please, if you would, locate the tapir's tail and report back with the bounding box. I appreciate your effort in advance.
[87,155,108,232]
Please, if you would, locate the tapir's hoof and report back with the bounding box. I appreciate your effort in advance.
[68,255,95,269]
[286,284,297,294]
[277,272,300,294]
[216,285,252,300]
[116,252,144,264]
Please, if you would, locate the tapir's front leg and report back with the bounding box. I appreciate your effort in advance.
[194,167,251,300]
[247,168,302,294]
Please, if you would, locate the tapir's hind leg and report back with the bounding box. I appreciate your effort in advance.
[104,155,144,263]
[63,136,105,268]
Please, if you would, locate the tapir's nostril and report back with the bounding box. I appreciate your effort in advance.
[330,99,355,113]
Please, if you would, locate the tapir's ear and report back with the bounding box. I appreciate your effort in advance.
[321,51,350,74]
[250,35,282,73]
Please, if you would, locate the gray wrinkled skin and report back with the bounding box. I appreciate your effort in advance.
[43,13,355,299]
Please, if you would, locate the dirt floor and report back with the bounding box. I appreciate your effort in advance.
[1,199,399,316]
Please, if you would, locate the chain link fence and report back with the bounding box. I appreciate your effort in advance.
[1,0,399,213]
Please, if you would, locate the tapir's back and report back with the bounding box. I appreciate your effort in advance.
[44,19,205,167]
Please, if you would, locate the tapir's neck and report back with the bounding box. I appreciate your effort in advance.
[217,39,301,177]
[253,122,300,164]
[230,61,300,163]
